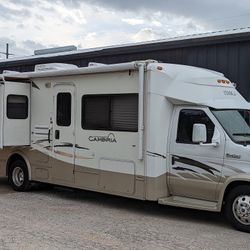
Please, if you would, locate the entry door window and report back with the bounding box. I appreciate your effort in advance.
[56,92,71,126]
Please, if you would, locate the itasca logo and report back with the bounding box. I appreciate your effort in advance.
[88,133,117,143]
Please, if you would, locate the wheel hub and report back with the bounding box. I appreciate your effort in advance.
[12,167,24,187]
[233,195,250,225]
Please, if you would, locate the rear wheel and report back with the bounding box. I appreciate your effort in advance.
[8,160,30,191]
[225,185,250,233]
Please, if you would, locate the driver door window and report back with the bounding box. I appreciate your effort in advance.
[176,109,215,144]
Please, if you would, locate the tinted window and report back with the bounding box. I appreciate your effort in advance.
[83,96,110,129]
[57,93,71,126]
[111,95,138,131]
[7,95,28,119]
[176,109,215,144]
[82,94,138,132]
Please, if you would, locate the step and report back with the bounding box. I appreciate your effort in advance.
[158,196,219,212]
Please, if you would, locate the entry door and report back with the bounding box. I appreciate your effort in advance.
[51,84,75,183]
[169,107,225,201]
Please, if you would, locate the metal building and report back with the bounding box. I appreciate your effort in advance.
[0,28,250,100]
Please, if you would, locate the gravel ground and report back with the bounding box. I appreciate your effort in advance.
[0,177,249,250]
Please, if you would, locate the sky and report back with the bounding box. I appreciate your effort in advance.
[0,0,250,59]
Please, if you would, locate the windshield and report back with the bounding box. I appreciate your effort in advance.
[212,109,250,145]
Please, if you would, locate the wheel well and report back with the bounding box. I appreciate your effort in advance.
[223,181,250,203]
[6,154,26,176]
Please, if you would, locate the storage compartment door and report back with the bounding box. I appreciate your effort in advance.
[3,82,30,146]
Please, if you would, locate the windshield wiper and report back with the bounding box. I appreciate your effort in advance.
[233,133,250,136]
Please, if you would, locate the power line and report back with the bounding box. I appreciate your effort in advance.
[202,12,250,23]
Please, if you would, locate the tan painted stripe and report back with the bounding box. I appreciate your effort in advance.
[178,172,201,180]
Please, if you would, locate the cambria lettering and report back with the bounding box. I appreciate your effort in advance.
[88,133,117,143]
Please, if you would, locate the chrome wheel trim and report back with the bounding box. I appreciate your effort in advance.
[12,167,24,187]
[232,195,250,226]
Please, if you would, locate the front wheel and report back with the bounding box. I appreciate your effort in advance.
[225,185,250,233]
[8,160,31,192]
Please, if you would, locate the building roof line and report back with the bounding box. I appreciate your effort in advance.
[1,26,250,64]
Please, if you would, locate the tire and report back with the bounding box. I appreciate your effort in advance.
[8,160,31,192]
[225,185,250,233]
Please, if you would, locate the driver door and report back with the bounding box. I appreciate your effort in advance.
[168,107,225,201]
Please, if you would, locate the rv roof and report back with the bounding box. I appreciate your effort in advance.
[2,61,142,79]
[2,60,223,82]
[2,60,249,110]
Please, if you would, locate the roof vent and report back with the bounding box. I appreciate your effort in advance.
[88,62,107,67]
[34,45,77,55]
[34,63,78,72]
[2,70,20,74]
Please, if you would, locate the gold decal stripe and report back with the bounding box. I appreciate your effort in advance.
[54,150,94,160]
[54,150,73,158]
[75,155,94,160]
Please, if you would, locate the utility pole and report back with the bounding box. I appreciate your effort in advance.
[0,43,14,59]
[6,43,9,59]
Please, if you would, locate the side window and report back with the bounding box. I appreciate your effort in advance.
[56,93,71,126]
[82,96,110,129]
[176,109,215,144]
[111,95,138,131]
[7,95,28,119]
[82,94,138,132]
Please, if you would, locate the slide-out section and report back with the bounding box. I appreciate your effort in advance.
[0,78,31,148]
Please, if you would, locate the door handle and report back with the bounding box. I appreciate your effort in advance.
[55,130,60,139]
[48,128,51,143]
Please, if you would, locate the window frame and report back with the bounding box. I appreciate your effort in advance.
[82,93,138,132]
[7,94,28,119]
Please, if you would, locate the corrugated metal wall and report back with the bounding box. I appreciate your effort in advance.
[1,33,250,100]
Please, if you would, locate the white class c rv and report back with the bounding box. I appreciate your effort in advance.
[0,60,250,232]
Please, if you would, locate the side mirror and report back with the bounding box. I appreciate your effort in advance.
[192,123,207,143]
